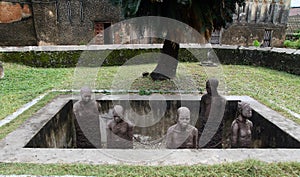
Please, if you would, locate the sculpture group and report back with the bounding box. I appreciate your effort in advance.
[73,79,253,149]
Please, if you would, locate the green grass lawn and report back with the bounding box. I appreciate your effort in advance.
[0,160,299,176]
[1,62,299,123]
[0,62,300,176]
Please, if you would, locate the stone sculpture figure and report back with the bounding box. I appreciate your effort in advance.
[73,86,102,148]
[196,78,226,148]
[0,62,4,79]
[107,105,134,149]
[166,107,198,149]
[231,101,253,148]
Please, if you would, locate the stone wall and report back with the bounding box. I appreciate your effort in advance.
[222,23,286,47]
[0,1,36,46]
[212,45,300,75]
[1,45,299,75]
[0,0,293,46]
[0,17,37,46]
[31,0,121,45]
[221,0,291,47]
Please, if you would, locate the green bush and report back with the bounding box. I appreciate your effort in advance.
[0,48,199,68]
[283,40,291,47]
[253,40,261,47]
[283,39,300,49]
[0,51,81,68]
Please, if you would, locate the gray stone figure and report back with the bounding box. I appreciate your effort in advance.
[231,101,253,148]
[0,62,4,79]
[196,78,226,148]
[166,107,198,149]
[107,105,134,149]
[73,86,102,148]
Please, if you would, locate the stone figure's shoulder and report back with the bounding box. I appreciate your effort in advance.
[246,119,253,126]
[231,119,238,127]
[219,95,226,102]
[73,101,81,110]
[127,121,134,128]
[201,94,209,101]
[188,125,198,133]
[107,119,116,128]
[167,124,177,133]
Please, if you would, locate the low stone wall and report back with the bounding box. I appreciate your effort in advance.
[0,45,299,75]
[212,45,300,75]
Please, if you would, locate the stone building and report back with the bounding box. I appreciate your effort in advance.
[0,0,293,47]
[220,0,292,47]
[286,7,300,34]
[0,0,121,46]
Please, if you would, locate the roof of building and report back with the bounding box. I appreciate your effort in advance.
[289,7,300,16]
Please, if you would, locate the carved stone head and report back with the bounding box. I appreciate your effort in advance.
[206,78,219,95]
[80,86,92,103]
[113,105,124,123]
[177,107,191,129]
[238,101,252,118]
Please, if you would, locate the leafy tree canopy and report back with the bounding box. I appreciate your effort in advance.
[110,0,245,39]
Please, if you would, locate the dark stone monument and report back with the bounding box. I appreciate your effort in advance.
[231,101,253,148]
[73,86,102,148]
[166,107,198,149]
[196,78,226,148]
[107,105,134,149]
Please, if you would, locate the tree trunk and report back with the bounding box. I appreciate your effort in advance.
[150,39,180,80]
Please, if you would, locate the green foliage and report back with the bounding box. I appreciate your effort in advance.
[138,89,152,95]
[0,49,199,68]
[283,39,300,49]
[293,33,300,39]
[253,40,261,47]
[0,51,81,68]
[284,40,291,47]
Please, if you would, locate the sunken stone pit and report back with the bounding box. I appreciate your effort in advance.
[0,94,299,165]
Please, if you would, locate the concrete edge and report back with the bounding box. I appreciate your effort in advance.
[0,44,299,55]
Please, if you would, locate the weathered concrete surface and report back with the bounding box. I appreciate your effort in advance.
[0,44,299,53]
[0,148,299,166]
[0,95,299,165]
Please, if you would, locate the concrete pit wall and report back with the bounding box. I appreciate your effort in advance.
[24,96,300,149]
[25,100,74,148]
